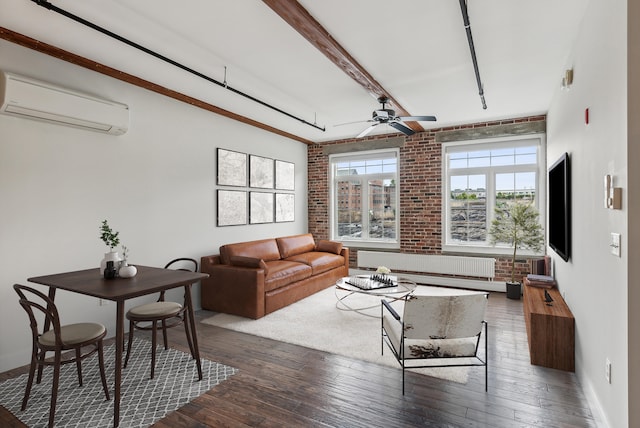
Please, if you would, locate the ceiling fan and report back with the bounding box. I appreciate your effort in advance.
[338,96,437,138]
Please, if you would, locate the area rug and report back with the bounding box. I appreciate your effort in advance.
[202,285,481,383]
[0,337,238,428]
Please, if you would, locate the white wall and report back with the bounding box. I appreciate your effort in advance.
[546,0,629,426]
[0,39,309,372]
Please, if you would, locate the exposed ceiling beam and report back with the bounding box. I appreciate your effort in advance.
[263,0,424,134]
[0,27,314,145]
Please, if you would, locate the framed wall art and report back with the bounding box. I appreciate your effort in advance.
[275,193,295,222]
[217,148,247,187]
[250,192,274,224]
[275,160,295,190]
[249,155,274,189]
[217,190,247,226]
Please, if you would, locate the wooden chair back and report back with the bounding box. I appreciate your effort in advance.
[14,284,63,349]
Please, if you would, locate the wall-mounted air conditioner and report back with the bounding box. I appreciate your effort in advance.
[0,71,129,135]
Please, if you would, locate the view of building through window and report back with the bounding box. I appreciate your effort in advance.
[330,140,542,250]
[331,151,399,245]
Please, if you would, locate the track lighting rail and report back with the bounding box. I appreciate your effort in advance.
[459,0,487,110]
[31,0,326,132]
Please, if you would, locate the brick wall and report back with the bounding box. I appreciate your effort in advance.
[308,115,546,283]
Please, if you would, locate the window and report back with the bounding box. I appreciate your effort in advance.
[330,149,399,249]
[443,135,545,254]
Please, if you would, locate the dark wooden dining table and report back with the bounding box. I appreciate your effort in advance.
[28,265,209,427]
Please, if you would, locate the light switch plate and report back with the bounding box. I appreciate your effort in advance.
[610,233,621,257]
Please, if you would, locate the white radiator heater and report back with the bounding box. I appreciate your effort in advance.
[356,251,501,292]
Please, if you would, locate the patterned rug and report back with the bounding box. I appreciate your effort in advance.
[0,337,237,428]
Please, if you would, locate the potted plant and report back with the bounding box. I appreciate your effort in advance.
[99,220,122,275]
[488,202,544,299]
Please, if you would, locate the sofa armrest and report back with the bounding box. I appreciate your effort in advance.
[201,254,222,270]
[340,247,350,269]
[200,260,267,319]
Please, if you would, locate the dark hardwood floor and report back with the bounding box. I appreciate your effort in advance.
[1,292,596,427]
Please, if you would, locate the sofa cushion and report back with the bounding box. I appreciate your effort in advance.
[315,239,343,255]
[264,260,312,292]
[276,233,316,259]
[229,256,269,275]
[220,238,281,264]
[285,252,346,276]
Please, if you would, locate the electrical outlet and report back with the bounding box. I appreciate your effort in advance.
[605,358,611,384]
[99,298,110,306]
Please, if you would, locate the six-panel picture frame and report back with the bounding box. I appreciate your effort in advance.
[216,148,295,226]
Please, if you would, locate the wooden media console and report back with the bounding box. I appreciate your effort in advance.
[523,283,575,371]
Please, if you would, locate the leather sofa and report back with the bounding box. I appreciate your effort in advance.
[200,233,349,319]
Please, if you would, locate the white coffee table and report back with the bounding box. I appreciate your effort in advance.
[335,275,417,317]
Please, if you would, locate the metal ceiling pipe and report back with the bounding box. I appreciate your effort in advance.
[31,0,326,131]
[458,0,487,110]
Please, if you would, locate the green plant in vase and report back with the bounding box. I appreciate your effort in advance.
[100,220,120,250]
[99,220,122,275]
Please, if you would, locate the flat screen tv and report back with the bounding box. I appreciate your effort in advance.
[548,152,571,261]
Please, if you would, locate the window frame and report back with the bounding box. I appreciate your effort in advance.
[329,148,400,249]
[441,134,547,256]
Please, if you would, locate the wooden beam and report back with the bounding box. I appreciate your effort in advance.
[262,0,424,133]
[0,27,314,145]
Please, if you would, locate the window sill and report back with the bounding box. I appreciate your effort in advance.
[442,243,544,258]
[335,239,400,250]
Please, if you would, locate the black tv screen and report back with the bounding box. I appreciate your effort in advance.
[548,152,571,261]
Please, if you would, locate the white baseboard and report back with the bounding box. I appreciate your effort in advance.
[577,369,610,428]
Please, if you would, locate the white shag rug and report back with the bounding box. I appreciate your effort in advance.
[202,285,481,383]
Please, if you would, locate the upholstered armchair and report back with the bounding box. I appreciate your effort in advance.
[381,292,489,394]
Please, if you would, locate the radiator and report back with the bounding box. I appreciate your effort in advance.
[357,251,495,279]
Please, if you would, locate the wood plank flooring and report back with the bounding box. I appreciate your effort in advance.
[1,292,596,427]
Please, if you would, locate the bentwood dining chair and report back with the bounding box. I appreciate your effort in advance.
[14,284,110,428]
[124,258,197,379]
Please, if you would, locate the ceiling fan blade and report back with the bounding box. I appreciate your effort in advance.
[334,119,374,127]
[398,115,437,122]
[357,124,378,138]
[388,121,415,136]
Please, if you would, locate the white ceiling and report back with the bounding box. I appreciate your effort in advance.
[2,0,589,143]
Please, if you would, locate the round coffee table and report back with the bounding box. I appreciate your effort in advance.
[335,275,417,317]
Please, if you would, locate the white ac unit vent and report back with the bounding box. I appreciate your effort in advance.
[0,71,129,135]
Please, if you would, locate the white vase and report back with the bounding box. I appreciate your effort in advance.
[119,262,137,278]
[100,251,122,275]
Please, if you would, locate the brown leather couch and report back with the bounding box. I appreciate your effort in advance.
[200,233,349,319]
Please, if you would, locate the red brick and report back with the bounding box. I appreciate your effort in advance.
[307,115,545,281]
